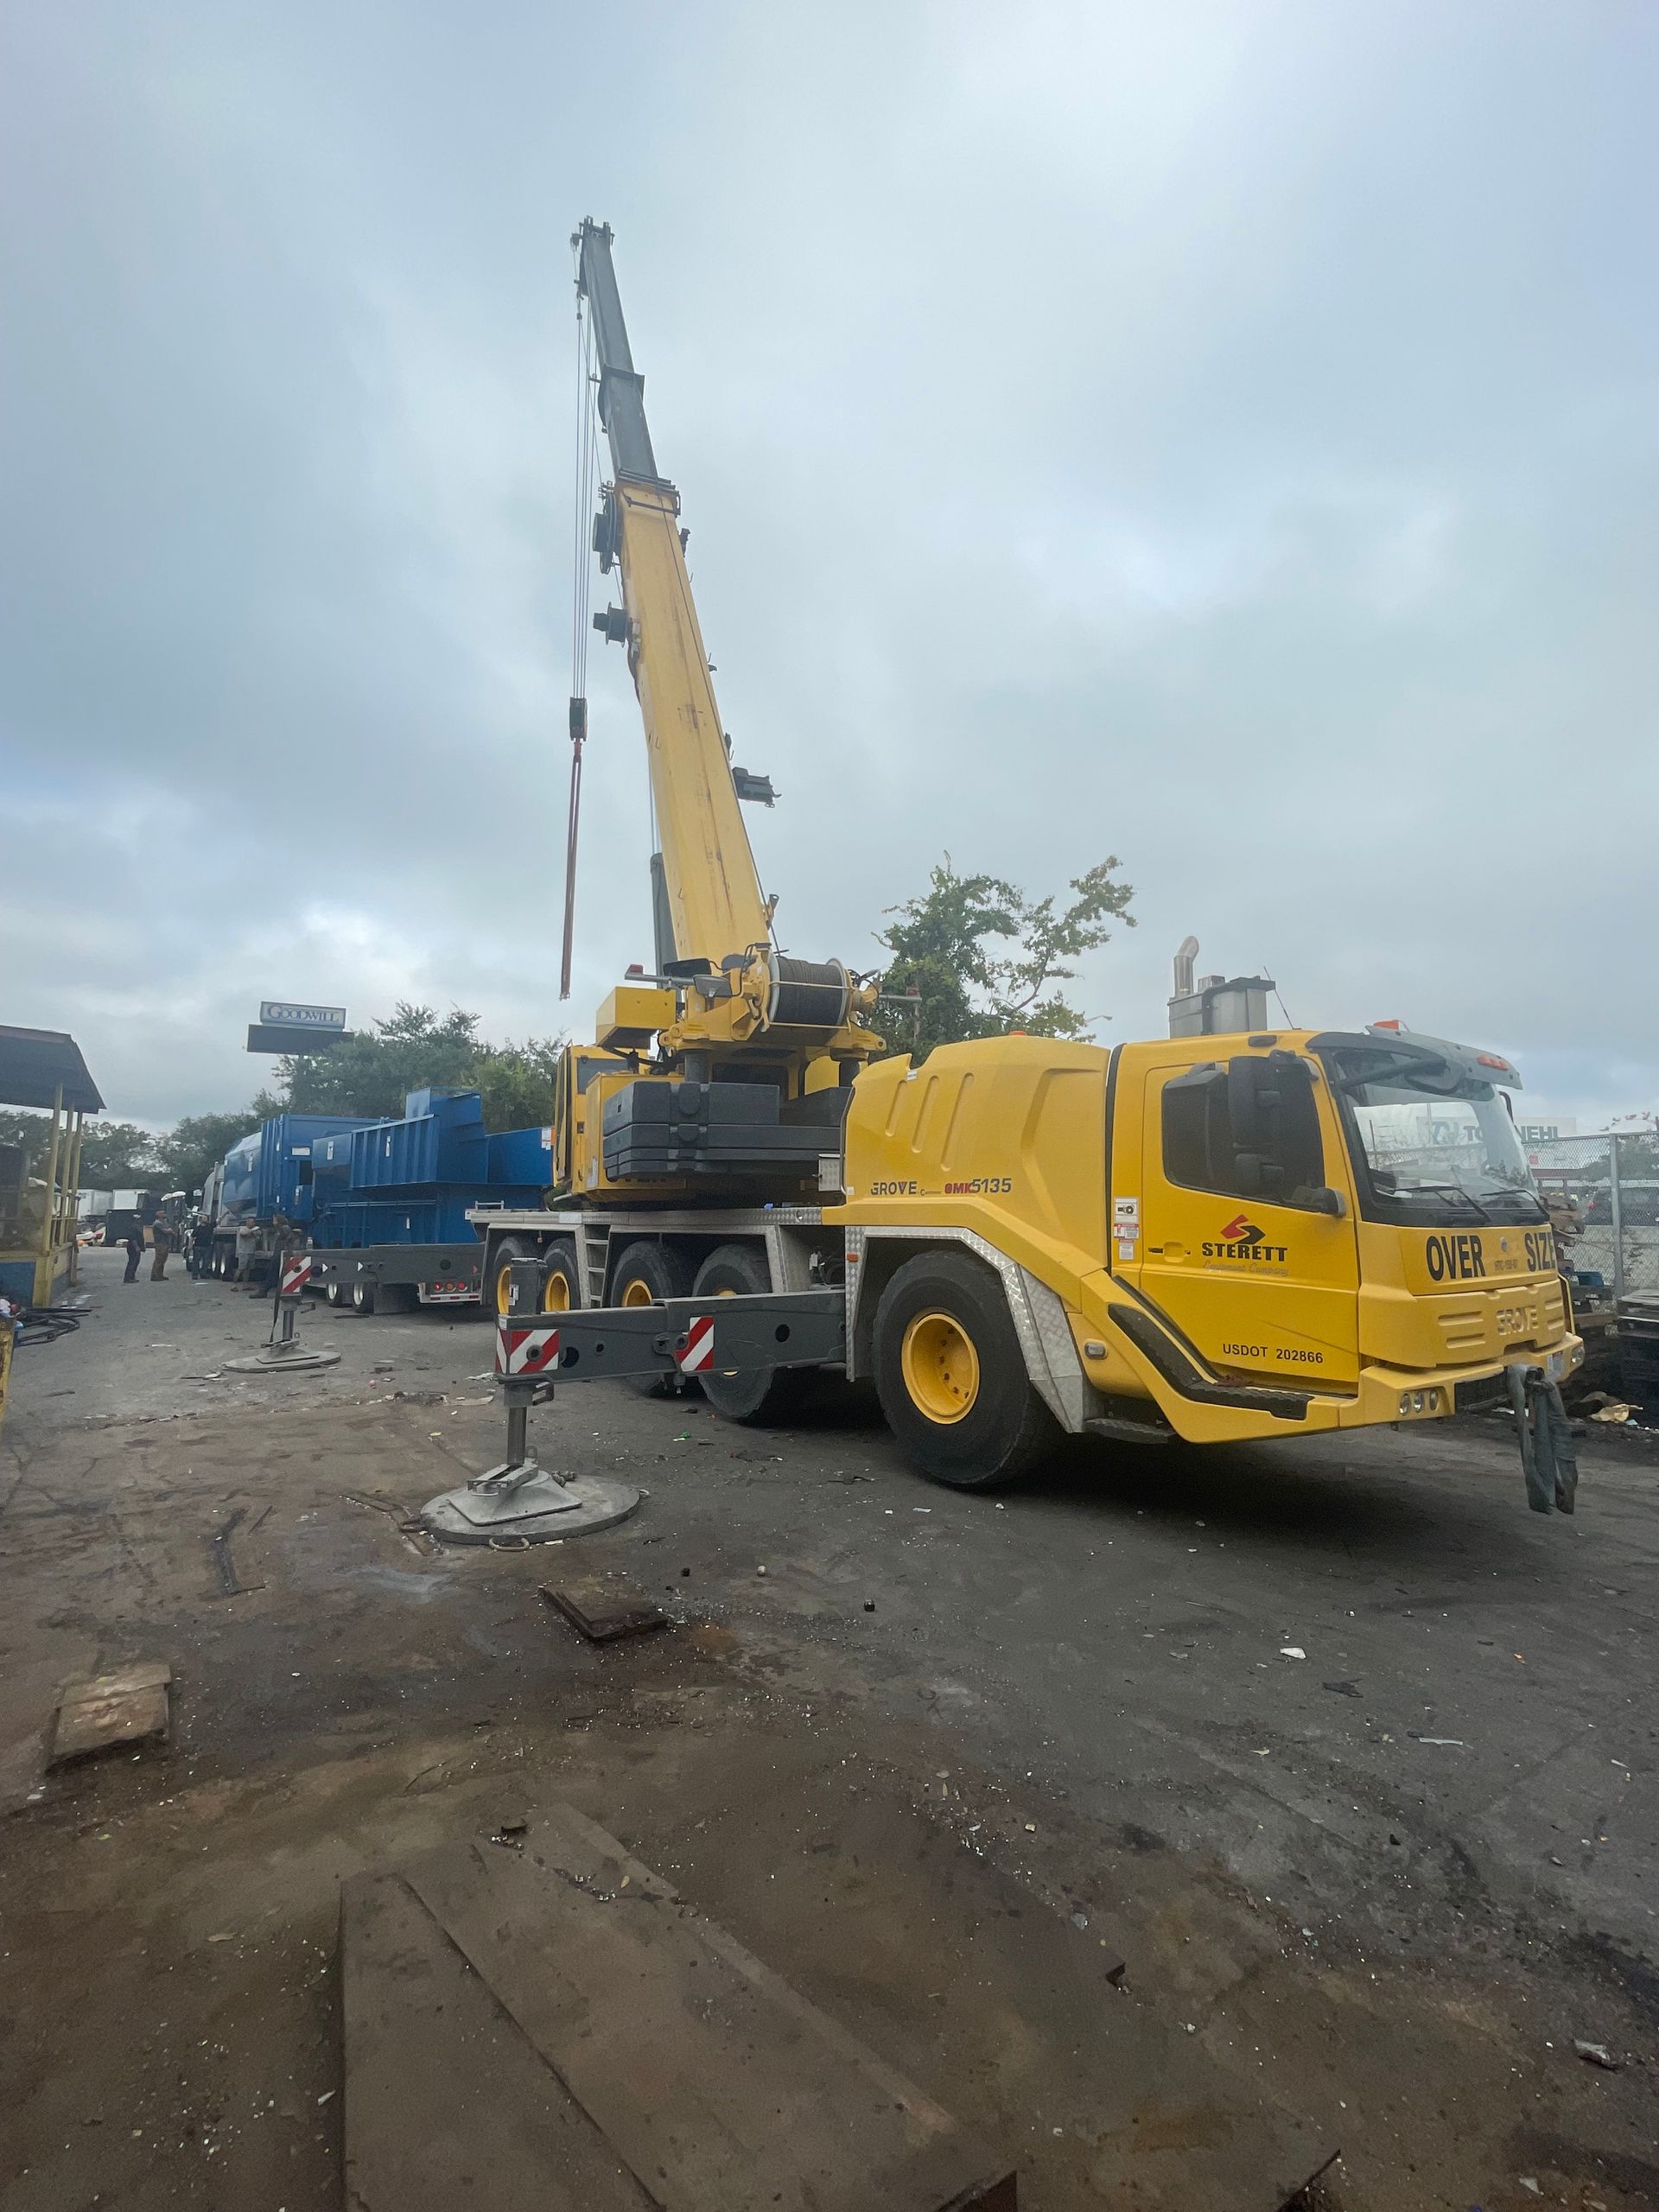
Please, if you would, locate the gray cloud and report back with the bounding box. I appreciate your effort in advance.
[3,1,1655,1129]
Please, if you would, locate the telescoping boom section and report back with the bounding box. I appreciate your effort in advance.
[563,219,882,1207]
[575,219,772,973]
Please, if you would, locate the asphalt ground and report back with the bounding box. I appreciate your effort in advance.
[1,1245,1654,2210]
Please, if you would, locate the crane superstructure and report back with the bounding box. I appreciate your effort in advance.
[568,219,880,1162]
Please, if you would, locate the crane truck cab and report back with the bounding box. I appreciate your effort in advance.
[830,1023,1579,1485]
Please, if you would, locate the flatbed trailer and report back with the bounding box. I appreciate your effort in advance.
[305,1241,489,1313]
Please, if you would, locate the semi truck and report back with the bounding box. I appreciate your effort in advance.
[450,218,1586,1509]
[204,1090,551,1311]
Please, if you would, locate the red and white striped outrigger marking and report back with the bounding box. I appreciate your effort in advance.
[279,1255,313,1299]
[496,1320,562,1377]
[677,1313,716,1373]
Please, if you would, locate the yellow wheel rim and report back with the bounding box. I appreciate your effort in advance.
[493,1262,513,1316]
[620,1276,654,1307]
[900,1310,980,1425]
[542,1267,573,1313]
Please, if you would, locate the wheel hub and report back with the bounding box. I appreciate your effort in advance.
[900,1310,980,1425]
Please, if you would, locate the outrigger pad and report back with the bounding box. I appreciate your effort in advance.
[421,1471,640,1546]
[222,1347,341,1373]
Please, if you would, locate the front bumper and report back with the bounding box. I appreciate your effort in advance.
[1346,1337,1584,1427]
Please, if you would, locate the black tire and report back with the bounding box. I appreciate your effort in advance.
[349,1278,376,1317]
[325,1279,344,1307]
[609,1239,695,1397]
[872,1249,1058,1490]
[692,1243,803,1423]
[486,1236,537,1319]
[539,1237,581,1313]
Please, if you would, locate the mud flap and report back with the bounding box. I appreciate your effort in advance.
[1506,1365,1579,1516]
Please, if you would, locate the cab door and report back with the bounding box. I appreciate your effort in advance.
[1132,1051,1361,1391]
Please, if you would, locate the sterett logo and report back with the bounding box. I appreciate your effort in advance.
[1204,1213,1288,1263]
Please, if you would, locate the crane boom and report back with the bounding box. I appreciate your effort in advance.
[575,219,772,971]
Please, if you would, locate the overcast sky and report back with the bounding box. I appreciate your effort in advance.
[3,1,1655,1132]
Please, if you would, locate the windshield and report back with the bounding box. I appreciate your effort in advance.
[1321,1048,1544,1226]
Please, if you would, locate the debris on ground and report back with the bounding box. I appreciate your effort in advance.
[209,1505,265,1596]
[1573,2038,1619,2069]
[50,1663,172,1766]
[542,1579,667,1643]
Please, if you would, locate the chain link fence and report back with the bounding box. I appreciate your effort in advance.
[1522,1131,1659,1298]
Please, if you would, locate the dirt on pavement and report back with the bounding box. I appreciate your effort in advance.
[1,1247,1654,2210]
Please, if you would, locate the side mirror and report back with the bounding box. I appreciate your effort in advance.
[1233,1152,1287,1197]
[1304,1185,1348,1218]
[1228,1051,1313,1149]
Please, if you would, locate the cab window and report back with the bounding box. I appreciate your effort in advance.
[1161,1054,1325,1207]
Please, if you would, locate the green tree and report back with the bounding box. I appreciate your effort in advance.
[473,1039,563,1132]
[0,1110,162,1186]
[152,1108,269,1194]
[276,1004,565,1130]
[0,1109,55,1170]
[279,1004,484,1120]
[877,855,1135,1058]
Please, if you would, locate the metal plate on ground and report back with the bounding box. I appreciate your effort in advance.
[350,1803,1015,2212]
[541,1579,665,1642]
[341,1872,656,2212]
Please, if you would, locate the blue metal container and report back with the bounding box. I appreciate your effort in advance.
[217,1132,263,1226]
[314,1185,544,1249]
[350,1090,490,1191]
[253,1114,379,1226]
[487,1124,554,1185]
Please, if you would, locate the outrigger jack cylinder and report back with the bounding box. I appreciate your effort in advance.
[421,1265,640,1545]
[222,1252,340,1374]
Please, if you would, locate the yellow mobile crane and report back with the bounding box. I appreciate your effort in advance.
[474,220,1582,1512]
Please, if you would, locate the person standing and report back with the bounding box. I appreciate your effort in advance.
[123,1222,144,1284]
[188,1214,213,1280]
[149,1219,171,1281]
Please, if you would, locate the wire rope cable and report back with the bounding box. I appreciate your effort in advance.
[561,261,601,998]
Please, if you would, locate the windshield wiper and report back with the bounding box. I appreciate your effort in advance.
[1390,1180,1493,1224]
